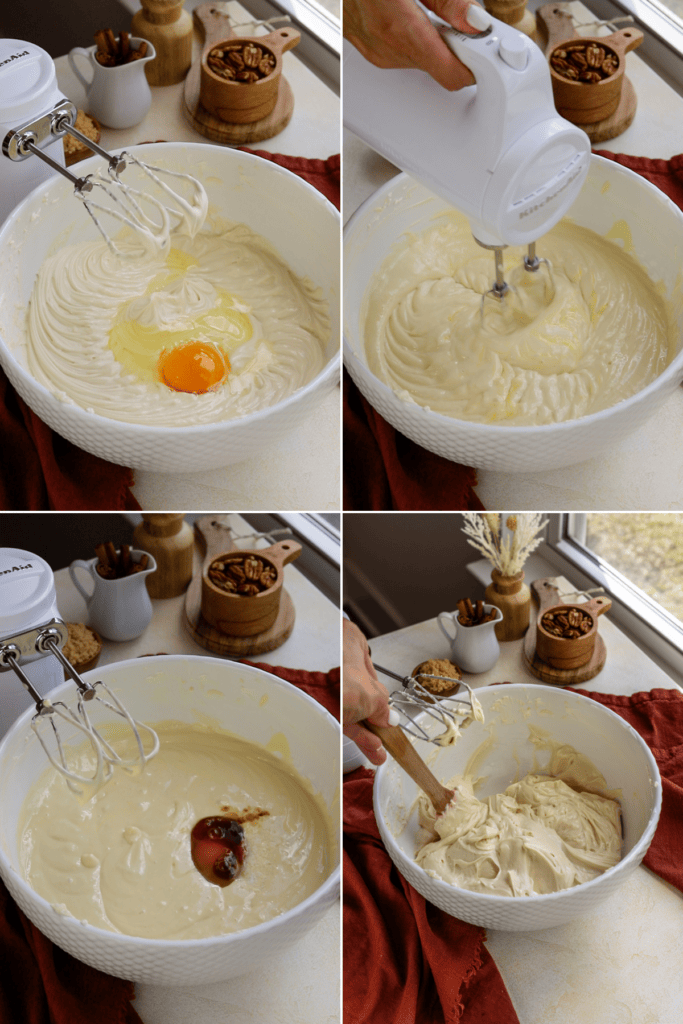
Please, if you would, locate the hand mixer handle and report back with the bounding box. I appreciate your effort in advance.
[343,17,590,247]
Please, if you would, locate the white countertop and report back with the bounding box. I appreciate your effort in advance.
[365,578,683,1023]
[343,0,683,511]
[55,1,340,511]
[53,512,340,1024]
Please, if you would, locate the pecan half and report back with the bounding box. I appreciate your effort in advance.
[242,44,262,68]
[208,42,277,83]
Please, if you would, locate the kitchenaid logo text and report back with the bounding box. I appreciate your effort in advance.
[0,563,33,575]
[518,167,583,219]
[0,51,30,68]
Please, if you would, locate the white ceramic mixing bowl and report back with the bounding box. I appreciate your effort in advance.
[0,142,339,472]
[344,155,683,472]
[0,655,340,984]
[374,683,660,931]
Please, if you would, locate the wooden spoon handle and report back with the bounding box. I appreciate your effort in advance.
[366,722,455,815]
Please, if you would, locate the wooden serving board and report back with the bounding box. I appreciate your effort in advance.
[523,578,606,686]
[183,3,294,145]
[537,3,637,142]
[183,516,295,656]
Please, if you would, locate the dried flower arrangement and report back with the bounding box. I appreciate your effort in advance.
[461,513,548,577]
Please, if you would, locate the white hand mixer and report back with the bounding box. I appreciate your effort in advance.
[0,620,160,793]
[0,41,205,255]
[343,10,591,306]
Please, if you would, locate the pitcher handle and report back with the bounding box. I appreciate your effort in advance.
[69,559,95,602]
[437,612,457,644]
[68,47,94,91]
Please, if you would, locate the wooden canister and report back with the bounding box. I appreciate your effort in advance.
[199,27,300,124]
[201,540,301,637]
[548,28,643,125]
[132,514,194,598]
[536,598,611,669]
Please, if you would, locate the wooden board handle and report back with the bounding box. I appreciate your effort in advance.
[366,722,454,815]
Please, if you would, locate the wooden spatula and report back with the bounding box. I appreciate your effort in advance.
[366,720,455,815]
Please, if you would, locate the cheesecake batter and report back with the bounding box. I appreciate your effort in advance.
[363,212,675,425]
[416,730,622,896]
[26,222,330,426]
[19,721,334,939]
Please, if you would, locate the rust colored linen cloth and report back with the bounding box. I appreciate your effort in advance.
[343,151,683,511]
[0,663,339,1023]
[343,371,485,511]
[343,684,683,1023]
[577,686,683,893]
[343,766,519,1024]
[0,150,339,510]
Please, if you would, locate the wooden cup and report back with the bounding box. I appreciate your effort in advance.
[200,27,300,124]
[201,540,302,637]
[535,597,611,670]
[549,28,642,124]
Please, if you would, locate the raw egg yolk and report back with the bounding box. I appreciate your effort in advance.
[159,341,229,394]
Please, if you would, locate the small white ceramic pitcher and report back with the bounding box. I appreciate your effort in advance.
[68,38,156,129]
[437,604,503,674]
[69,549,156,641]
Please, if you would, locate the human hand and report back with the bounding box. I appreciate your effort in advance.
[343,619,391,765]
[344,0,491,90]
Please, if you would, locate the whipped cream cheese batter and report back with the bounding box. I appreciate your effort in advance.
[19,722,334,939]
[416,729,622,896]
[26,221,330,426]
[363,212,675,425]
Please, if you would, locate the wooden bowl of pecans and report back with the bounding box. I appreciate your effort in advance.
[536,597,611,670]
[201,540,302,637]
[199,28,300,125]
[549,28,643,124]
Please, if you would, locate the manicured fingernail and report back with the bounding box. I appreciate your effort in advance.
[388,708,400,727]
[466,4,493,31]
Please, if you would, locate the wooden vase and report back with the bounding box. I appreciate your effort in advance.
[131,0,193,86]
[484,0,539,40]
[484,569,531,641]
[132,513,194,599]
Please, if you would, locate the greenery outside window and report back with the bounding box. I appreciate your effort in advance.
[541,513,683,678]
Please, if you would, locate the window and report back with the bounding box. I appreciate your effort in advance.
[541,513,683,678]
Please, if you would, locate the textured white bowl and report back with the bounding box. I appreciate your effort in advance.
[374,683,660,931]
[0,142,339,472]
[344,156,683,472]
[0,655,340,983]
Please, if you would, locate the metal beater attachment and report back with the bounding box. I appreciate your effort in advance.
[2,99,207,255]
[0,620,159,794]
[373,663,478,745]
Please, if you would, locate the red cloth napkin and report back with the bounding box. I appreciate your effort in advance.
[343,767,519,1024]
[343,370,485,511]
[239,150,340,211]
[0,662,339,1023]
[343,152,683,511]
[343,684,683,1023]
[576,686,683,893]
[0,150,340,511]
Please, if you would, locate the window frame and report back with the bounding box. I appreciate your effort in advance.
[540,513,683,678]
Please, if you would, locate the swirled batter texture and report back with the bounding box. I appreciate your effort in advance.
[363,213,674,425]
[416,733,622,896]
[26,222,330,426]
[19,722,334,939]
